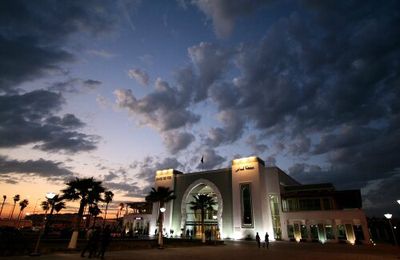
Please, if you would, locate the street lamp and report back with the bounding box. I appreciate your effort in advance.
[384,213,398,246]
[30,192,56,256]
[158,207,166,249]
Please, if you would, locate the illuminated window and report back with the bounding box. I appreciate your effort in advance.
[325,225,334,239]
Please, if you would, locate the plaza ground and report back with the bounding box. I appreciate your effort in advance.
[3,240,399,260]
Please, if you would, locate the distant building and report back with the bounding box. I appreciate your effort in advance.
[122,202,152,236]
[148,156,371,244]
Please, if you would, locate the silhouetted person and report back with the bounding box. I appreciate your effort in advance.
[81,228,94,257]
[88,226,101,258]
[256,232,261,248]
[264,232,269,249]
[98,225,112,259]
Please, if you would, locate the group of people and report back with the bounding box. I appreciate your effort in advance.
[255,232,269,249]
[81,225,112,259]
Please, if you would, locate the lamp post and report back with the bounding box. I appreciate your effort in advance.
[159,207,166,249]
[384,213,398,246]
[30,192,56,256]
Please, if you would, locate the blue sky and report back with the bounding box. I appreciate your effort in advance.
[0,0,399,217]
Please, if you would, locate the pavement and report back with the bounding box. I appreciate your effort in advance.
[3,240,400,260]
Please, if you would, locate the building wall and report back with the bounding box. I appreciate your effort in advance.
[281,209,371,244]
[149,156,371,244]
[231,157,271,239]
[170,169,233,238]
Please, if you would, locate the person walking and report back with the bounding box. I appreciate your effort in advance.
[256,232,261,248]
[264,232,269,249]
[98,225,112,259]
[81,228,94,257]
[88,226,101,258]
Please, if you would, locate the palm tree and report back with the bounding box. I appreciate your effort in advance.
[189,194,217,243]
[102,190,114,228]
[116,202,124,219]
[145,187,176,248]
[54,201,66,214]
[41,201,50,214]
[0,195,6,218]
[16,199,29,227]
[61,177,106,249]
[43,195,65,236]
[88,203,102,228]
[9,194,20,220]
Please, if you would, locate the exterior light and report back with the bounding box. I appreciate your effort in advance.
[213,215,217,220]
[160,207,166,213]
[384,213,398,246]
[46,192,56,200]
[30,192,56,256]
[384,213,392,219]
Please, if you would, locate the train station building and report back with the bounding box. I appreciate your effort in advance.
[125,156,371,244]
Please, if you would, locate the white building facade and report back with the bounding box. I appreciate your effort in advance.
[149,156,371,244]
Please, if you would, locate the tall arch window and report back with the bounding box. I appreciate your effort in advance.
[240,183,253,227]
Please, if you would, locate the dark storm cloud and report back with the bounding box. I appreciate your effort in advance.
[0,90,99,152]
[0,0,116,93]
[192,0,270,38]
[0,156,74,179]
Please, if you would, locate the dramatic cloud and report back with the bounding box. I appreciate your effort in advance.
[193,0,269,38]
[0,90,99,152]
[128,68,150,86]
[205,109,244,147]
[0,156,74,179]
[163,131,195,154]
[188,42,233,101]
[48,78,102,93]
[196,148,226,170]
[246,135,268,155]
[0,0,116,93]
[114,80,200,131]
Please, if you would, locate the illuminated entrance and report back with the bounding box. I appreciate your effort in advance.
[180,179,223,239]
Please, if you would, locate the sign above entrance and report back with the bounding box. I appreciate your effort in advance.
[235,165,255,172]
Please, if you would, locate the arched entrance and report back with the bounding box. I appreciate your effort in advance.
[180,179,223,239]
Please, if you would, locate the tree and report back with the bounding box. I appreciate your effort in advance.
[89,203,102,228]
[43,195,65,236]
[116,202,124,219]
[61,177,105,249]
[189,194,217,243]
[145,187,176,248]
[0,195,6,217]
[16,199,29,227]
[9,194,20,220]
[41,201,50,214]
[54,201,66,214]
[102,190,114,228]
